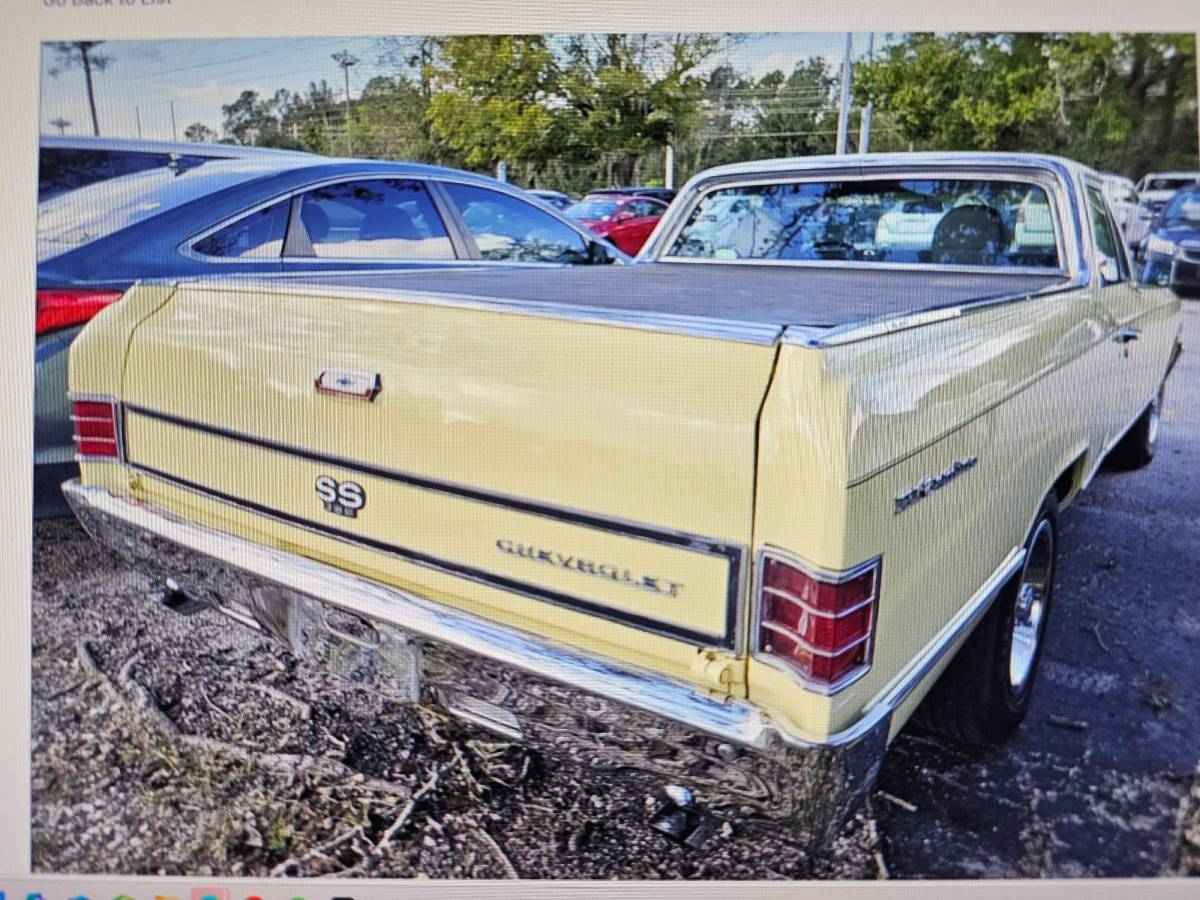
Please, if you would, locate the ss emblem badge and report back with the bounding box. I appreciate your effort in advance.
[315,475,366,518]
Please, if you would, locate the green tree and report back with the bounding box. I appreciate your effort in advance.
[425,35,563,178]
[556,34,732,186]
[856,32,1198,175]
[183,122,218,143]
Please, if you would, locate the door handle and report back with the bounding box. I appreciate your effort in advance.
[1113,328,1141,344]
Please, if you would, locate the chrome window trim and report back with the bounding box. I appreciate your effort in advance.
[651,165,1076,278]
[750,547,882,697]
[168,277,785,346]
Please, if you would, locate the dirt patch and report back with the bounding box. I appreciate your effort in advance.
[31,519,881,880]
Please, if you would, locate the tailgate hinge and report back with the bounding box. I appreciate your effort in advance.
[690,649,744,700]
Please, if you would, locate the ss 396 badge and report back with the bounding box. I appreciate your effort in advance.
[315,475,366,518]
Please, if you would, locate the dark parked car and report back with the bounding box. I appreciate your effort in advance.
[1139,186,1200,297]
[565,194,669,256]
[35,157,626,516]
[590,186,678,203]
[38,134,314,201]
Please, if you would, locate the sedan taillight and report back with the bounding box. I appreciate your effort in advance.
[71,398,120,460]
[36,289,123,337]
[757,553,880,692]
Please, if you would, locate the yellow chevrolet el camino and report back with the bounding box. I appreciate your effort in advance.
[63,153,1184,848]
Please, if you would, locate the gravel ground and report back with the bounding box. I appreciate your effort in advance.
[29,302,1200,881]
[30,517,879,880]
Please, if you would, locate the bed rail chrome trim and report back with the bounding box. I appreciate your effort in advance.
[169,277,785,346]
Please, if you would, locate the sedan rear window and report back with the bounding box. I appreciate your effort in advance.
[191,199,290,259]
[667,178,1062,269]
[566,199,622,222]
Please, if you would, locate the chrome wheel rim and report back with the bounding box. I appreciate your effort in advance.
[1147,387,1162,447]
[1009,519,1054,693]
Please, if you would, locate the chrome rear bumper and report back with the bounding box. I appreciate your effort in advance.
[64,479,890,844]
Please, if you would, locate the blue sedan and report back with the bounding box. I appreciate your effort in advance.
[1138,186,1200,297]
[35,157,627,515]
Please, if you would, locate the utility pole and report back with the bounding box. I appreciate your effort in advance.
[835,33,853,155]
[50,117,71,135]
[664,144,675,190]
[80,42,101,136]
[135,106,142,139]
[170,101,178,142]
[858,33,875,154]
[332,50,359,155]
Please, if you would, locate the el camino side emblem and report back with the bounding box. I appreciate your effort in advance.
[315,368,381,402]
[894,456,978,514]
[315,475,366,518]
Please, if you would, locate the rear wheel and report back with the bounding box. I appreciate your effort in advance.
[914,494,1058,746]
[1109,384,1163,470]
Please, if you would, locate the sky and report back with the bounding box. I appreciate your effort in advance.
[38,33,892,142]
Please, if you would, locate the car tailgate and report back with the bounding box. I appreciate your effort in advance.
[117,280,779,675]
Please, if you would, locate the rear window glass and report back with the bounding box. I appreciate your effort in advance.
[36,162,274,262]
[667,178,1062,269]
[38,147,115,200]
[192,199,290,259]
[1143,177,1199,192]
[566,199,621,222]
[1162,190,1200,225]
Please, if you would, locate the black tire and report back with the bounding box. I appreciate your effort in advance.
[913,494,1059,746]
[1109,383,1163,471]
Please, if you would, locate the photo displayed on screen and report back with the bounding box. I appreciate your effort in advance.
[31,32,1200,881]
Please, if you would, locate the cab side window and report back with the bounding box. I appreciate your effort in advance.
[1086,185,1129,284]
[441,183,589,264]
[294,179,454,259]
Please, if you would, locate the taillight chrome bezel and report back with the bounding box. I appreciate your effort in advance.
[69,392,124,463]
[751,547,882,696]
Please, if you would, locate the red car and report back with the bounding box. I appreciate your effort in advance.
[564,193,669,256]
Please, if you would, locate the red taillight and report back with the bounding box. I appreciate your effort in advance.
[36,289,123,336]
[757,554,880,691]
[71,399,119,459]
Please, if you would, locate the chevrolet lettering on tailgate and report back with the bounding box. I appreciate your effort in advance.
[495,538,684,598]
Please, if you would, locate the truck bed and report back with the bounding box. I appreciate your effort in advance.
[221,263,1069,329]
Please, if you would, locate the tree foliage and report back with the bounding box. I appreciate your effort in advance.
[201,32,1197,190]
[856,33,1199,175]
[183,122,218,143]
